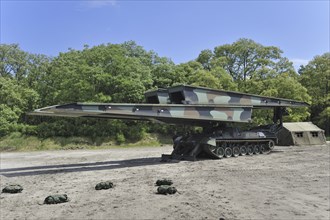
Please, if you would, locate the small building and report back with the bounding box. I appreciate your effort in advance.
[277,122,327,146]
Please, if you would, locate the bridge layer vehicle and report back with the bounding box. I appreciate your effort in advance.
[30,85,309,160]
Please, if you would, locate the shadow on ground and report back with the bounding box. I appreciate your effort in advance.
[1,150,286,178]
[0,157,179,178]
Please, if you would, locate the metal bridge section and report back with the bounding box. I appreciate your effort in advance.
[30,85,308,126]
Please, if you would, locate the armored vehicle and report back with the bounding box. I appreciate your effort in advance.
[30,85,308,160]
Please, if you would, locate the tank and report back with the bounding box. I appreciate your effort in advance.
[162,124,278,160]
[29,85,309,160]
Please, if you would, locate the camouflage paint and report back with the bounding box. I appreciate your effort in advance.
[144,89,169,104]
[31,103,252,124]
[30,85,309,126]
[166,85,309,107]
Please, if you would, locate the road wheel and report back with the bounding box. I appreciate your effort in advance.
[215,147,225,158]
[233,147,240,157]
[224,147,232,158]
[254,145,260,154]
[247,145,254,155]
[240,146,247,156]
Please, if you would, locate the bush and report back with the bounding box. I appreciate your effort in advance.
[115,133,125,145]
[124,123,146,142]
[0,104,19,137]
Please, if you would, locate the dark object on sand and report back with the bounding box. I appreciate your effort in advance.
[155,179,173,186]
[2,184,23,194]
[95,181,114,190]
[44,194,69,204]
[157,185,177,195]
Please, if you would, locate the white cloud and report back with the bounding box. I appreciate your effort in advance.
[83,0,117,9]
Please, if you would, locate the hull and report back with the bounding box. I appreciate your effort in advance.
[162,126,277,160]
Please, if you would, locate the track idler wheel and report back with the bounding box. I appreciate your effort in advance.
[240,146,247,156]
[260,143,270,154]
[224,147,232,158]
[232,146,240,157]
[269,140,275,151]
[247,145,254,155]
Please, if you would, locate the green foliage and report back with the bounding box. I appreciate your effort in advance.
[38,42,153,105]
[245,72,311,125]
[0,132,171,152]
[299,53,330,134]
[195,38,310,124]
[0,45,41,136]
[0,39,325,144]
[123,122,146,142]
[196,49,213,70]
[212,39,291,80]
[0,77,39,136]
[210,67,237,91]
[115,133,126,145]
[0,132,44,151]
[0,104,19,136]
[0,44,30,80]
[151,57,176,88]
[0,77,39,113]
[318,107,330,128]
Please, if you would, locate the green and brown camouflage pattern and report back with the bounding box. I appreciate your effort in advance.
[166,85,309,107]
[30,103,253,124]
[144,88,169,104]
[29,85,308,125]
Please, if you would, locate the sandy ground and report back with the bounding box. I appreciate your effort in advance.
[0,144,329,220]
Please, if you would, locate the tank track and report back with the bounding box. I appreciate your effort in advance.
[203,139,275,159]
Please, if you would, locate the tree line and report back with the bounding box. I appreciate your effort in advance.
[0,39,329,142]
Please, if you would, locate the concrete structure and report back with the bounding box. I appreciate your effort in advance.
[277,122,326,146]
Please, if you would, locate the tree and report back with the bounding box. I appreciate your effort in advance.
[150,57,176,88]
[0,44,50,84]
[194,39,311,124]
[0,77,39,136]
[0,40,318,140]
[210,67,237,91]
[40,42,154,105]
[196,49,213,71]
[174,61,205,86]
[197,38,295,90]
[0,104,19,136]
[0,44,29,80]
[240,72,311,125]
[299,53,330,135]
[28,41,160,140]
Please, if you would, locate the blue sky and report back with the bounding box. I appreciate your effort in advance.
[1,0,329,69]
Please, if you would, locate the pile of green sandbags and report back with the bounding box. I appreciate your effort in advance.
[44,194,69,204]
[155,179,173,186]
[157,185,177,195]
[155,179,177,195]
[95,181,114,190]
[2,184,23,194]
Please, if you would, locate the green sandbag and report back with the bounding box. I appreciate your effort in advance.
[95,181,114,190]
[2,184,23,193]
[44,194,69,204]
[155,179,173,186]
[157,185,177,195]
